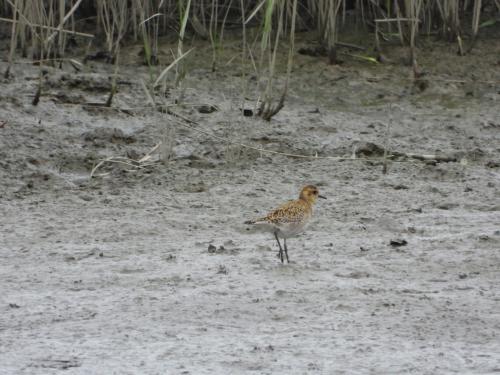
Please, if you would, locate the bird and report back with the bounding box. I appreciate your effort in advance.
[245,185,326,263]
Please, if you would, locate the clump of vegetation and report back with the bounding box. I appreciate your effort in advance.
[0,0,496,116]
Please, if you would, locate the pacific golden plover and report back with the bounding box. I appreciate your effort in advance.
[245,185,326,263]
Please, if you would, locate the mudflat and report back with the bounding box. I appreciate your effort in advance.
[1,33,499,374]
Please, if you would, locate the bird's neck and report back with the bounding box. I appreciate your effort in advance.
[299,195,314,206]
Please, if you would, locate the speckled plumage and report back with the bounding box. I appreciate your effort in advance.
[249,198,312,237]
[245,185,326,263]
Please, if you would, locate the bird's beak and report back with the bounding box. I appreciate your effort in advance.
[318,195,327,199]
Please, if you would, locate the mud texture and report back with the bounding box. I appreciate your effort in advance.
[1,31,500,374]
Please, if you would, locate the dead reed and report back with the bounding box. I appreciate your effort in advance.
[0,0,494,113]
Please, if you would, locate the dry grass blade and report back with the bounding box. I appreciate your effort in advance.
[154,47,194,87]
[90,142,162,179]
[46,0,84,43]
[139,12,164,26]
[140,79,155,105]
[3,0,18,78]
[138,142,162,163]
[469,0,482,50]
[0,17,94,38]
[90,155,159,179]
[245,0,267,24]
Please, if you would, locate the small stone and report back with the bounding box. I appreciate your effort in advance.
[197,105,218,114]
[393,184,409,190]
[390,239,408,247]
[208,244,217,253]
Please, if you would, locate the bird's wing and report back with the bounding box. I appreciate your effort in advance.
[261,200,309,225]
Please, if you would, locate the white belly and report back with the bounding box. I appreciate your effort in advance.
[276,218,310,238]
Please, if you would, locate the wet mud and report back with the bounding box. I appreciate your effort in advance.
[0,31,499,374]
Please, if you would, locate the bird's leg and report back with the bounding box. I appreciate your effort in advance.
[274,231,284,263]
[284,238,289,263]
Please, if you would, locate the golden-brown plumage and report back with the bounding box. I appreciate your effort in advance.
[245,185,326,263]
[251,198,312,226]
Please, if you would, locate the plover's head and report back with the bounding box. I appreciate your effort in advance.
[299,185,326,204]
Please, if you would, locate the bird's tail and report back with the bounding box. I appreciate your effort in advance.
[244,217,267,225]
